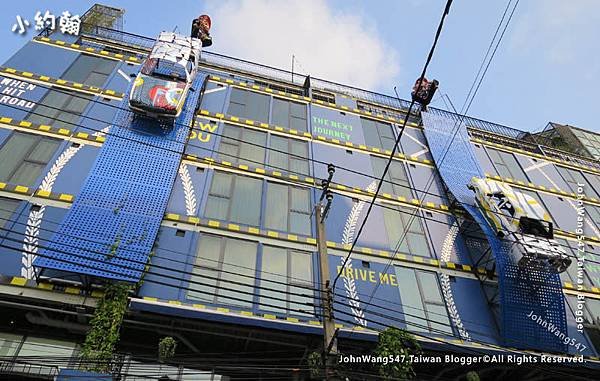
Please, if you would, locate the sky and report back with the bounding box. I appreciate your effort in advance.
[0,0,598,134]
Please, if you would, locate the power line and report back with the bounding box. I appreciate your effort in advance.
[0,186,594,276]
[3,66,591,243]
[0,229,591,380]
[0,89,447,203]
[0,224,501,340]
[0,207,592,341]
[333,0,455,290]
[0,216,513,341]
[345,0,522,345]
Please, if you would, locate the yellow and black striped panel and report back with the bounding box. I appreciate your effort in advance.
[0,66,124,100]
[195,110,434,168]
[33,36,142,65]
[140,295,325,326]
[0,181,74,203]
[164,212,496,279]
[0,116,105,145]
[1,275,103,297]
[563,281,600,296]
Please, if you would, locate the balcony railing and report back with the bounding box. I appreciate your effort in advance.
[37,23,600,171]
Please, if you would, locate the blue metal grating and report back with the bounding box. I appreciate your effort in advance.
[35,72,209,282]
[422,112,568,353]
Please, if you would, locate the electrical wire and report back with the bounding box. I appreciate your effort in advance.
[0,229,591,379]
[0,207,592,340]
[0,224,503,340]
[0,13,593,372]
[345,0,523,345]
[332,0,454,290]
[0,88,446,202]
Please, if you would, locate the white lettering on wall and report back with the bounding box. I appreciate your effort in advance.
[0,77,37,109]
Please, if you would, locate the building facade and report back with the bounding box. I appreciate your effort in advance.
[530,122,600,161]
[1,4,600,380]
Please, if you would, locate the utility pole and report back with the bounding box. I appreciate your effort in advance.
[316,164,338,380]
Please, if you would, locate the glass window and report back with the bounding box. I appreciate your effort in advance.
[0,197,20,231]
[0,132,60,187]
[586,206,600,232]
[217,124,266,166]
[27,55,115,129]
[556,166,599,199]
[267,135,309,176]
[265,182,312,235]
[395,267,452,334]
[18,336,76,358]
[26,90,93,130]
[371,156,412,198]
[382,206,430,257]
[62,54,116,87]
[188,235,258,308]
[361,118,396,151]
[487,148,528,182]
[227,88,270,123]
[260,246,313,316]
[557,238,593,286]
[0,332,22,357]
[272,98,308,132]
[204,172,262,226]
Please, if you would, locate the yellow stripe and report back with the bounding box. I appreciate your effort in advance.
[10,277,27,286]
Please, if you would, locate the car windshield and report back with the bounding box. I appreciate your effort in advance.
[520,217,553,239]
[141,58,188,82]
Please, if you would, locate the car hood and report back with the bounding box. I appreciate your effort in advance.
[130,74,186,114]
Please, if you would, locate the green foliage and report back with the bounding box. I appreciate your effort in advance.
[466,370,480,381]
[307,351,323,378]
[158,337,177,363]
[80,283,130,372]
[107,234,121,259]
[373,327,420,380]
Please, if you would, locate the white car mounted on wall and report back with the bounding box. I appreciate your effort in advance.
[128,32,202,119]
[468,177,572,273]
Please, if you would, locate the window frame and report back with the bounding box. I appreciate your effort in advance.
[370,155,412,198]
[271,97,308,132]
[217,123,267,166]
[361,117,397,151]
[259,245,314,316]
[187,234,259,308]
[227,88,270,123]
[486,148,529,182]
[395,266,453,334]
[267,135,310,176]
[264,181,312,235]
[204,172,263,226]
[0,132,61,187]
[382,206,431,257]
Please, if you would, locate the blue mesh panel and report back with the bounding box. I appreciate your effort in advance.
[422,112,567,352]
[34,72,209,282]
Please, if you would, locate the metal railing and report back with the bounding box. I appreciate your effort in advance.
[38,23,600,170]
